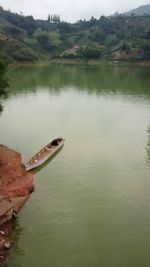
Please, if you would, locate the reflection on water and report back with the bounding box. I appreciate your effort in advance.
[0,91,7,115]
[3,219,25,267]
[0,68,8,115]
[0,101,3,114]
[147,126,150,164]
[1,63,150,267]
[8,64,150,97]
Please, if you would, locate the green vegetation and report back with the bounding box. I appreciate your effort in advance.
[122,4,150,16]
[0,59,8,113]
[0,6,150,62]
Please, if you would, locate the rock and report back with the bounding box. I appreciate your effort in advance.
[0,145,34,263]
[0,145,34,224]
[4,242,11,249]
[0,231,4,236]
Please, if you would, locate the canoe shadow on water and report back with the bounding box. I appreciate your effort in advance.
[30,145,63,174]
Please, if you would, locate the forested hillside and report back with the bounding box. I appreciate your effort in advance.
[122,4,150,16]
[0,6,150,62]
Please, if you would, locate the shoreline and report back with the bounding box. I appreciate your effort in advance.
[0,145,34,264]
[9,59,150,68]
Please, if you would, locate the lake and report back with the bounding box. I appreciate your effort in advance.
[0,63,150,267]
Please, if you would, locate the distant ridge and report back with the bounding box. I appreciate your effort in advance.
[0,5,150,62]
[122,4,150,16]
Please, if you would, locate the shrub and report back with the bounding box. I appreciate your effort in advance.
[80,46,101,59]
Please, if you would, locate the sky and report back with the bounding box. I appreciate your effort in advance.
[0,0,150,22]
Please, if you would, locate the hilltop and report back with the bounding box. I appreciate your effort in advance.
[122,4,150,16]
[0,5,150,63]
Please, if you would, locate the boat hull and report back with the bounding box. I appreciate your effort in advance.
[25,139,64,171]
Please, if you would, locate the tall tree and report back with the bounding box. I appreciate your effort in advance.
[47,14,50,22]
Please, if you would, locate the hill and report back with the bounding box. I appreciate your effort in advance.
[0,6,150,63]
[122,4,150,16]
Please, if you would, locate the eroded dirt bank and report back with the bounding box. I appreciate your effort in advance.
[0,145,34,263]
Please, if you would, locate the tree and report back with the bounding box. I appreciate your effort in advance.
[80,46,102,59]
[58,22,72,34]
[121,42,130,53]
[53,14,60,23]
[146,30,150,40]
[47,14,50,22]
[47,14,60,23]
[36,33,52,51]
[140,40,150,58]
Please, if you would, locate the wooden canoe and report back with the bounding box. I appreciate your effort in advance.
[25,138,64,171]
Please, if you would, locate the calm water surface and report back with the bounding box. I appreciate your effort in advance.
[0,64,150,267]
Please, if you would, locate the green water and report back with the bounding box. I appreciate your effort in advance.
[0,64,150,267]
